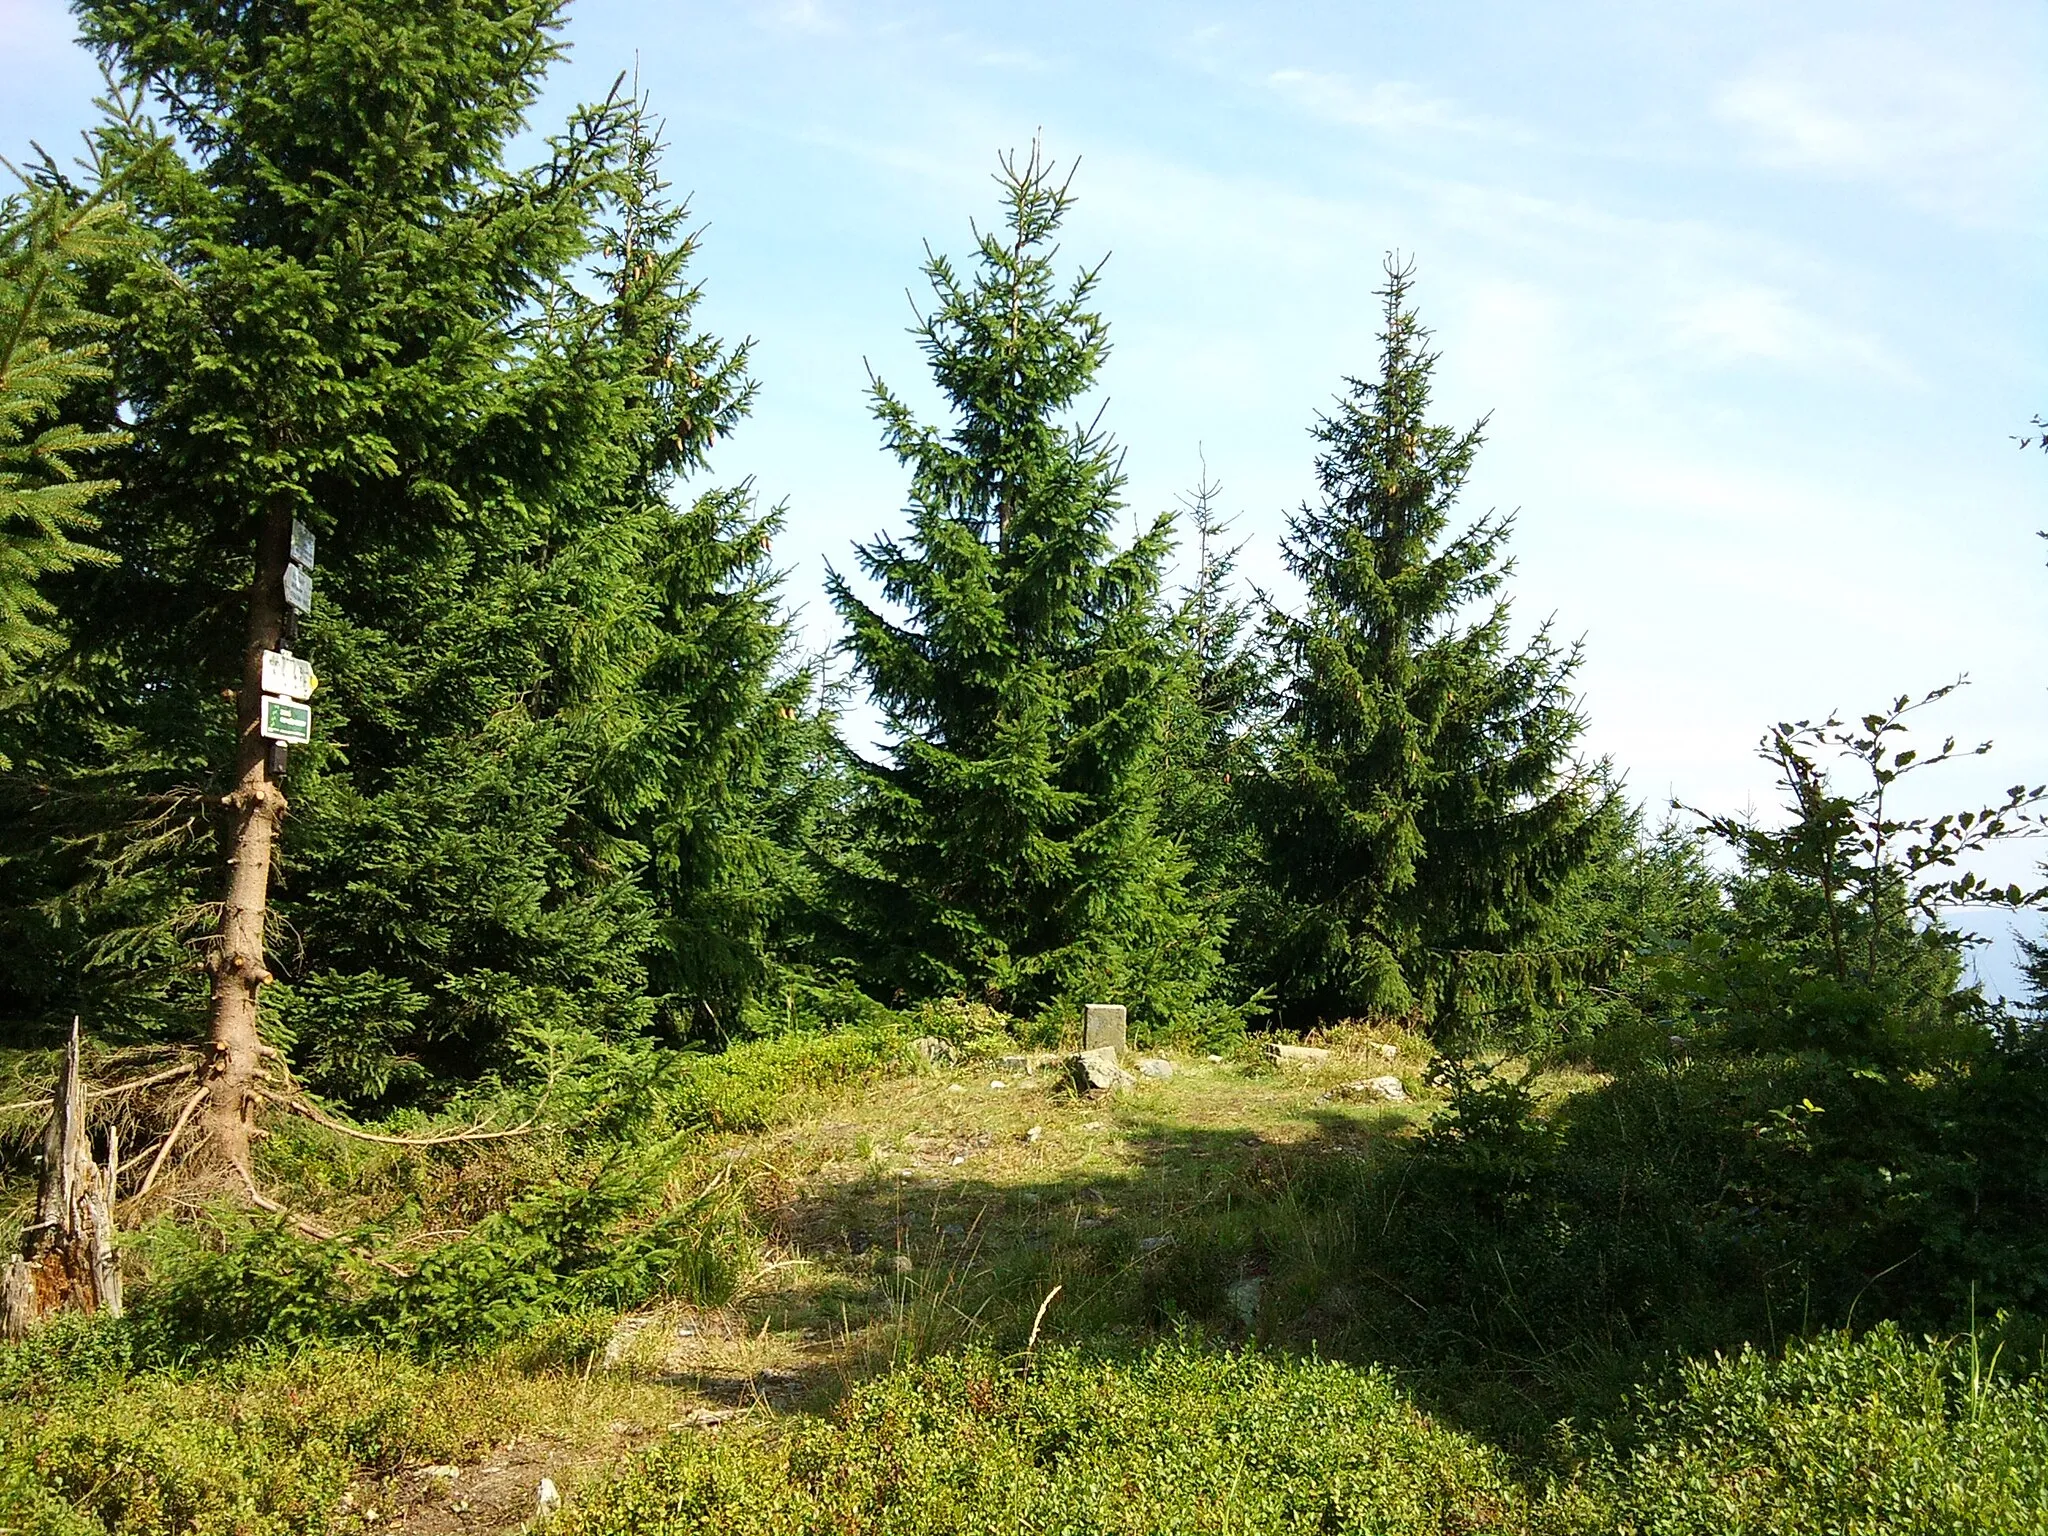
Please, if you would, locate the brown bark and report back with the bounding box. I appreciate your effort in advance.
[199,502,294,1179]
[2,1022,122,1338]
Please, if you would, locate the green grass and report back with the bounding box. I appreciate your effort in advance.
[8,1020,2048,1535]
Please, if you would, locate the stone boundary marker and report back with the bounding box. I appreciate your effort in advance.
[1083,1002,1127,1054]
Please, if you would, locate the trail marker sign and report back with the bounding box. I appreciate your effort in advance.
[260,695,311,744]
[260,649,315,700]
[290,519,316,570]
[282,561,313,614]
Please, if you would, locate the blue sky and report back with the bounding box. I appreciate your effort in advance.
[7,0,2046,983]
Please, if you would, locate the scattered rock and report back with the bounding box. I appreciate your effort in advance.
[418,1464,461,1482]
[1227,1276,1264,1328]
[1325,1076,1409,1104]
[673,1406,741,1429]
[940,1223,966,1238]
[998,1053,1036,1075]
[1265,1042,1330,1066]
[1136,1057,1175,1079]
[950,1153,967,1165]
[989,1079,1007,1090]
[1206,1053,1224,1064]
[910,1036,955,1065]
[1068,1046,1136,1093]
[1138,1235,1173,1253]
[1024,1125,1043,1143]
[600,1314,652,1368]
[946,1083,964,1094]
[536,1477,561,1518]
[1372,1041,1400,1062]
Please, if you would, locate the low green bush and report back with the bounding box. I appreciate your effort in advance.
[665,1019,917,1133]
[1551,1324,2048,1534]
[564,1329,2048,1536]
[0,1320,544,1536]
[560,1340,1532,1535]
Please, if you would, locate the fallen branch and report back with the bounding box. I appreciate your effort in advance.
[0,1062,198,1117]
[258,1089,539,1148]
[234,1166,412,1276]
[130,1085,208,1203]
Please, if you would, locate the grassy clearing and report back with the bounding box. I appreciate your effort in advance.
[8,1022,2048,1534]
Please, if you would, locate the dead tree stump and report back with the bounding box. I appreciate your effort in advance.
[2,1021,121,1339]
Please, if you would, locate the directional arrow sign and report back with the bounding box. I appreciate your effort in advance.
[260,695,312,744]
[282,561,313,614]
[290,518,316,570]
[261,648,316,700]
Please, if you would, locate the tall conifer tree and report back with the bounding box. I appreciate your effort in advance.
[1157,467,1268,964]
[1248,259,1604,1031]
[0,4,797,1163]
[828,147,1213,1021]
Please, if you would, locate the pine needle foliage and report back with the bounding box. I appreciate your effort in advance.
[0,2,800,1096]
[1248,258,1605,1034]
[1157,466,1269,976]
[0,142,131,707]
[827,147,1214,1022]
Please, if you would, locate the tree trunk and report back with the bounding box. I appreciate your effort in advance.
[1,1022,122,1339]
[199,502,293,1180]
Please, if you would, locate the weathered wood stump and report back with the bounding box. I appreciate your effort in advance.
[1,1021,121,1339]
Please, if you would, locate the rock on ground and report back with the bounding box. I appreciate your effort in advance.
[1069,1047,1137,1093]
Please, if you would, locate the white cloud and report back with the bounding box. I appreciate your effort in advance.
[1714,35,2039,224]
[1664,284,1908,380]
[1265,69,1500,138]
[754,0,845,37]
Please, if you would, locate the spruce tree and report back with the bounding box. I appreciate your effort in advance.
[1248,258,1604,1032]
[827,146,1213,1022]
[0,3,797,1163]
[0,148,130,710]
[1156,465,1268,963]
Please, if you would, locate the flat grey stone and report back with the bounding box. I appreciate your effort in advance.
[1137,1057,1175,1079]
[1265,1042,1331,1065]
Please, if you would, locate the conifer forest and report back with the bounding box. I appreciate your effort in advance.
[3,3,2046,1532]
